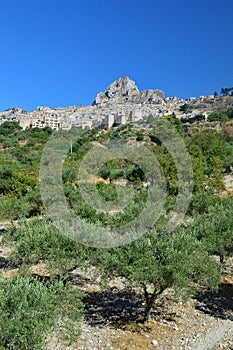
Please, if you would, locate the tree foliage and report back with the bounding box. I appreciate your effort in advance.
[191,198,233,263]
[86,227,220,323]
[0,275,83,349]
[220,87,233,96]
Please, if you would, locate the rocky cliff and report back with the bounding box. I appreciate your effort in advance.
[92,76,165,105]
[92,76,139,105]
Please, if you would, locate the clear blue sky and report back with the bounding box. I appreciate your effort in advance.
[0,0,232,111]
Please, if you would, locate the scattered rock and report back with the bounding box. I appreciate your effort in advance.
[151,339,158,346]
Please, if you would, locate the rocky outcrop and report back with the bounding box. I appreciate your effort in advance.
[92,76,140,105]
[136,89,166,104]
[92,76,166,106]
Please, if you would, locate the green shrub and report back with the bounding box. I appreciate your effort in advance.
[0,196,31,220]
[191,197,233,263]
[0,275,83,349]
[3,218,87,265]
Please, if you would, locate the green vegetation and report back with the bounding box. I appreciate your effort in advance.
[0,275,83,349]
[208,108,233,122]
[0,123,52,219]
[88,226,220,323]
[0,114,233,341]
[179,103,193,113]
[181,113,205,124]
[212,87,233,96]
[220,87,233,96]
[0,121,22,136]
[3,218,88,266]
[1,116,232,229]
[188,195,233,264]
[3,215,224,325]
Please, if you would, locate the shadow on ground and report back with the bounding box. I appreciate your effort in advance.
[81,287,180,330]
[0,228,6,235]
[0,256,19,269]
[82,288,146,327]
[194,283,233,321]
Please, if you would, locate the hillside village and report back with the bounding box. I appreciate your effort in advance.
[1,76,233,131]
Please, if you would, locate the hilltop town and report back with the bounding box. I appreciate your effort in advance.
[1,76,233,130]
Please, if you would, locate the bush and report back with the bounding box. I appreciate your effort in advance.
[191,197,233,263]
[0,121,22,136]
[0,196,31,220]
[0,275,83,349]
[3,218,87,265]
[208,108,233,122]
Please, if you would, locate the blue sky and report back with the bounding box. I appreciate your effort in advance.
[0,0,232,111]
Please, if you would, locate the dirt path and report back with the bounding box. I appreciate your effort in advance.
[191,319,233,350]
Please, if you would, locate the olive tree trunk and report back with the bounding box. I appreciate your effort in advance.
[143,286,165,324]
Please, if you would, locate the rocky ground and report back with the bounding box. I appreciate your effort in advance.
[223,174,233,193]
[47,260,233,350]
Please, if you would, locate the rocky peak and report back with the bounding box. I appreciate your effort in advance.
[92,76,166,106]
[92,76,140,105]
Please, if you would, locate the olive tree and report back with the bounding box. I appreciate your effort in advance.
[90,227,221,323]
[192,200,233,264]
